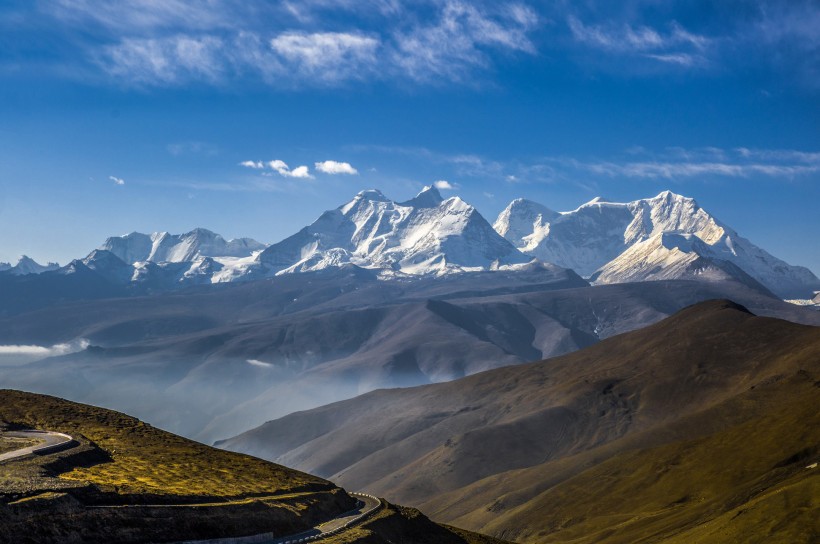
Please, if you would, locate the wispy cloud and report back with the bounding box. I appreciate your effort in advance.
[579,161,820,179]
[246,358,273,368]
[12,0,820,89]
[109,175,125,185]
[567,16,709,68]
[315,160,358,175]
[270,32,380,83]
[50,0,239,32]
[50,1,541,88]
[357,144,820,185]
[390,1,538,83]
[554,146,820,181]
[100,35,226,85]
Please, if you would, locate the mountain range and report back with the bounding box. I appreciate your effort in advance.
[0,256,59,276]
[494,190,819,298]
[4,188,818,300]
[219,300,820,543]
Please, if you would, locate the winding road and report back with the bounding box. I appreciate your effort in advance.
[266,493,381,544]
[0,429,76,462]
[1,430,381,543]
[178,492,382,544]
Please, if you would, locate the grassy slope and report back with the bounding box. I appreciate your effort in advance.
[0,389,329,499]
[0,390,511,544]
[422,302,820,543]
[0,390,355,543]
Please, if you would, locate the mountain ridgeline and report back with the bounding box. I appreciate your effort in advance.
[2,189,818,310]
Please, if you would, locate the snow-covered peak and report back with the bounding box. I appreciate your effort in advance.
[100,229,266,264]
[495,191,820,298]
[6,255,59,275]
[493,198,559,248]
[258,188,533,277]
[399,185,444,208]
[650,190,691,203]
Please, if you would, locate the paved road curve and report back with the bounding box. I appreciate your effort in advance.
[267,493,381,544]
[0,431,380,544]
[179,492,382,544]
[0,429,76,462]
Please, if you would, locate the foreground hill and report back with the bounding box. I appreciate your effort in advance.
[0,390,508,544]
[221,300,820,543]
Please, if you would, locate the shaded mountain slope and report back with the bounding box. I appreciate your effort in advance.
[221,300,820,543]
[3,274,818,443]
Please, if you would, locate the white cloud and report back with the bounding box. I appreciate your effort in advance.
[568,17,708,53]
[289,165,312,178]
[268,159,291,175]
[246,358,273,368]
[391,1,538,82]
[577,160,820,179]
[240,160,264,169]
[0,339,89,363]
[567,16,710,70]
[267,160,312,178]
[84,2,540,88]
[315,160,358,175]
[240,159,313,178]
[109,175,125,185]
[50,0,236,31]
[100,35,225,85]
[645,53,698,66]
[270,31,380,82]
[433,180,456,190]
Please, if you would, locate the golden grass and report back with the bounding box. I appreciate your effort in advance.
[0,389,328,499]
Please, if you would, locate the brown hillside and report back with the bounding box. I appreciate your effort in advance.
[222,300,820,543]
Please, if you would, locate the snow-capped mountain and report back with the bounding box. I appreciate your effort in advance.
[495,191,820,298]
[101,228,265,265]
[256,186,533,276]
[0,256,60,275]
[493,198,559,249]
[54,187,541,288]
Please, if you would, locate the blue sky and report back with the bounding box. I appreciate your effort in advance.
[0,0,818,274]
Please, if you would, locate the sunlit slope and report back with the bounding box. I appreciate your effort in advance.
[223,300,820,543]
[0,391,514,544]
[0,389,330,499]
